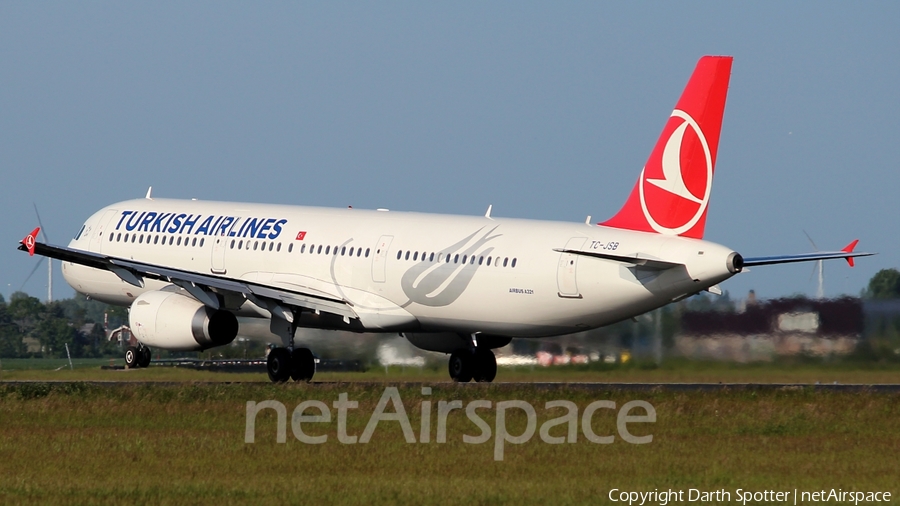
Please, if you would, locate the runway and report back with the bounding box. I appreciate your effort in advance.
[3,380,900,392]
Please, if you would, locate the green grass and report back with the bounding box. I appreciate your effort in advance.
[0,382,898,504]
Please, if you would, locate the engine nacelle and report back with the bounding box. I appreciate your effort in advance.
[129,290,239,351]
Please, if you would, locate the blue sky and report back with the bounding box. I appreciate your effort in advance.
[1,2,898,302]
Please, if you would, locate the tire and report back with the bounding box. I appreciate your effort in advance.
[473,348,497,383]
[290,348,316,382]
[137,346,152,368]
[448,350,473,383]
[267,348,292,383]
[124,346,139,369]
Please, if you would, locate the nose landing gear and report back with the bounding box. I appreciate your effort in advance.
[449,348,497,383]
[125,344,152,369]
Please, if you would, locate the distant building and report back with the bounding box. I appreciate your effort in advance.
[676,296,863,361]
[108,325,138,347]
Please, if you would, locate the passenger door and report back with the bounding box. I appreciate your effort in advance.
[557,237,586,298]
[371,235,393,283]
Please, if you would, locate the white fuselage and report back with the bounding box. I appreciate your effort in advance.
[62,198,739,339]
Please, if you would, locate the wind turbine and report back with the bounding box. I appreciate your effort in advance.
[19,204,52,303]
[803,230,824,300]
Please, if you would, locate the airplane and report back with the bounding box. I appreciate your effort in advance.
[18,55,872,383]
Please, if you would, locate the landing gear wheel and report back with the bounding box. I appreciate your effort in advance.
[137,346,152,368]
[124,346,139,369]
[473,348,497,383]
[290,348,316,382]
[267,348,292,383]
[449,350,474,383]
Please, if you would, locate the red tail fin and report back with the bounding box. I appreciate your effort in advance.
[601,56,732,239]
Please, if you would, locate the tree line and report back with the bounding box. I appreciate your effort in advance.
[0,292,127,358]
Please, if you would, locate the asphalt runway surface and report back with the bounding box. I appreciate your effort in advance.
[3,380,900,392]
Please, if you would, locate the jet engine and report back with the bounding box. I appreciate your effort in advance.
[129,290,239,351]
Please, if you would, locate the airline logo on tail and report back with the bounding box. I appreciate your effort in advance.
[602,56,732,239]
[640,109,712,235]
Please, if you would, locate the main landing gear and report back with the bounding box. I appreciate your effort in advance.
[267,347,316,383]
[125,344,152,369]
[448,347,497,383]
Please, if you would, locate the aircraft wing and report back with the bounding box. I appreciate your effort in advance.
[742,240,873,268]
[18,228,356,320]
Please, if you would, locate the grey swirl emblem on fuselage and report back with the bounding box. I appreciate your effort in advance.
[400,226,501,308]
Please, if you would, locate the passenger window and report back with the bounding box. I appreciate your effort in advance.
[470,256,476,265]
[333,245,338,255]
[154,236,159,245]
[365,248,370,257]
[454,254,459,264]
[511,258,517,268]
[230,240,235,249]
[349,247,354,256]
[503,257,508,267]
[462,255,467,264]
[253,241,258,250]
[446,254,451,263]
[117,233,122,242]
[277,243,281,252]
[413,251,418,261]
[357,248,362,257]
[397,250,402,260]
[200,238,205,247]
[487,256,492,266]
[317,245,322,254]
[238,240,243,249]
[139,234,144,243]
[192,238,198,247]
[300,244,305,253]
[177,237,182,246]
[108,232,113,242]
[478,256,483,265]
[429,252,434,262]
[268,242,274,251]
[341,246,346,256]
[325,246,330,255]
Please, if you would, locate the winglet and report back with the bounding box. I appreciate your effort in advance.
[842,240,859,267]
[22,227,40,256]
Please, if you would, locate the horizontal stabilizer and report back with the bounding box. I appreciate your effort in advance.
[553,248,682,270]
[742,240,873,268]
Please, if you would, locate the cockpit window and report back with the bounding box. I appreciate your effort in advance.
[74,225,86,240]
